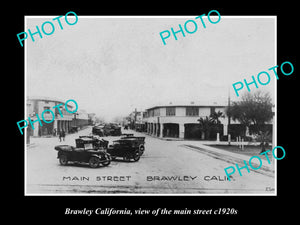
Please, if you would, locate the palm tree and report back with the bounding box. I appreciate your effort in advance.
[210,111,225,135]
[198,116,214,140]
[210,111,224,124]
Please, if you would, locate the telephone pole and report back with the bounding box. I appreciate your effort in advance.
[227,86,231,145]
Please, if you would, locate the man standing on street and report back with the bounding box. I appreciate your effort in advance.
[61,130,65,141]
[58,130,62,142]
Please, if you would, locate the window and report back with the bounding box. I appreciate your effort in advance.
[43,106,51,113]
[147,109,160,117]
[186,107,199,116]
[210,107,216,115]
[148,110,154,117]
[154,108,160,116]
[166,107,176,116]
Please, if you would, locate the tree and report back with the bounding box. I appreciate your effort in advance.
[226,90,273,136]
[197,111,224,140]
[197,116,214,140]
[210,110,225,136]
[210,111,224,124]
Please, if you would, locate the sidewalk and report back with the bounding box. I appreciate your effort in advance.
[140,131,275,176]
[27,126,94,148]
[144,132,261,146]
[181,141,275,177]
[26,143,37,149]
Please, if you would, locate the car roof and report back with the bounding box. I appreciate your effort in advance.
[115,139,136,142]
[76,137,95,141]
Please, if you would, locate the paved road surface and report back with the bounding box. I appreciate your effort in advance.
[26,126,275,195]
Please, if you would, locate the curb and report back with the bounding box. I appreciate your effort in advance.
[27,143,37,149]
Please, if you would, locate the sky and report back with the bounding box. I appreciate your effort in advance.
[26,16,276,122]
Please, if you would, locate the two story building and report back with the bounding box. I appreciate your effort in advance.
[143,101,230,140]
[26,96,88,137]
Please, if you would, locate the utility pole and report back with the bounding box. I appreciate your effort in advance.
[134,108,137,130]
[227,86,231,145]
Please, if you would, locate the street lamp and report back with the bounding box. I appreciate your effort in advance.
[227,86,231,146]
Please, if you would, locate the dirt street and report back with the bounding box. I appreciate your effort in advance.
[26,126,275,195]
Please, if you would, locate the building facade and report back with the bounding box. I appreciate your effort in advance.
[143,102,231,140]
[126,110,146,131]
[74,109,90,128]
[143,101,273,140]
[26,96,89,137]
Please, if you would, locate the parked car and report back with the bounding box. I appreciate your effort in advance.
[121,133,134,137]
[54,137,111,168]
[120,136,145,155]
[79,136,109,149]
[92,126,104,136]
[107,138,145,162]
[103,123,122,136]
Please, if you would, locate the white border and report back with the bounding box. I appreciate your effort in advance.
[24,15,277,196]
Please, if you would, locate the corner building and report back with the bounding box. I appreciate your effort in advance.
[26,96,75,137]
[143,101,230,139]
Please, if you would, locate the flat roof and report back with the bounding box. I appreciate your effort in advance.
[27,96,74,107]
[146,101,227,111]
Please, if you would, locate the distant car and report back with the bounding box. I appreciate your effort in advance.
[92,126,104,136]
[69,126,79,133]
[54,137,111,168]
[103,123,122,136]
[107,138,145,162]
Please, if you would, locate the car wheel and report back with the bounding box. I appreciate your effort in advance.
[133,150,141,162]
[59,154,68,166]
[102,160,111,166]
[89,156,100,168]
[139,145,145,155]
[101,155,111,166]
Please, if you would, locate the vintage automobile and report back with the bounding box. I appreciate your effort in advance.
[54,137,111,168]
[79,136,109,149]
[120,136,145,155]
[69,126,79,134]
[92,126,104,136]
[107,138,145,162]
[103,123,122,136]
[121,133,134,137]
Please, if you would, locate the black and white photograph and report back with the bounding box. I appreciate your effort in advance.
[24,15,277,195]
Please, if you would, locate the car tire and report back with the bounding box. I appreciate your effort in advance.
[133,150,141,162]
[59,154,68,166]
[89,156,100,168]
[102,160,111,166]
[139,145,145,155]
[101,155,111,166]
